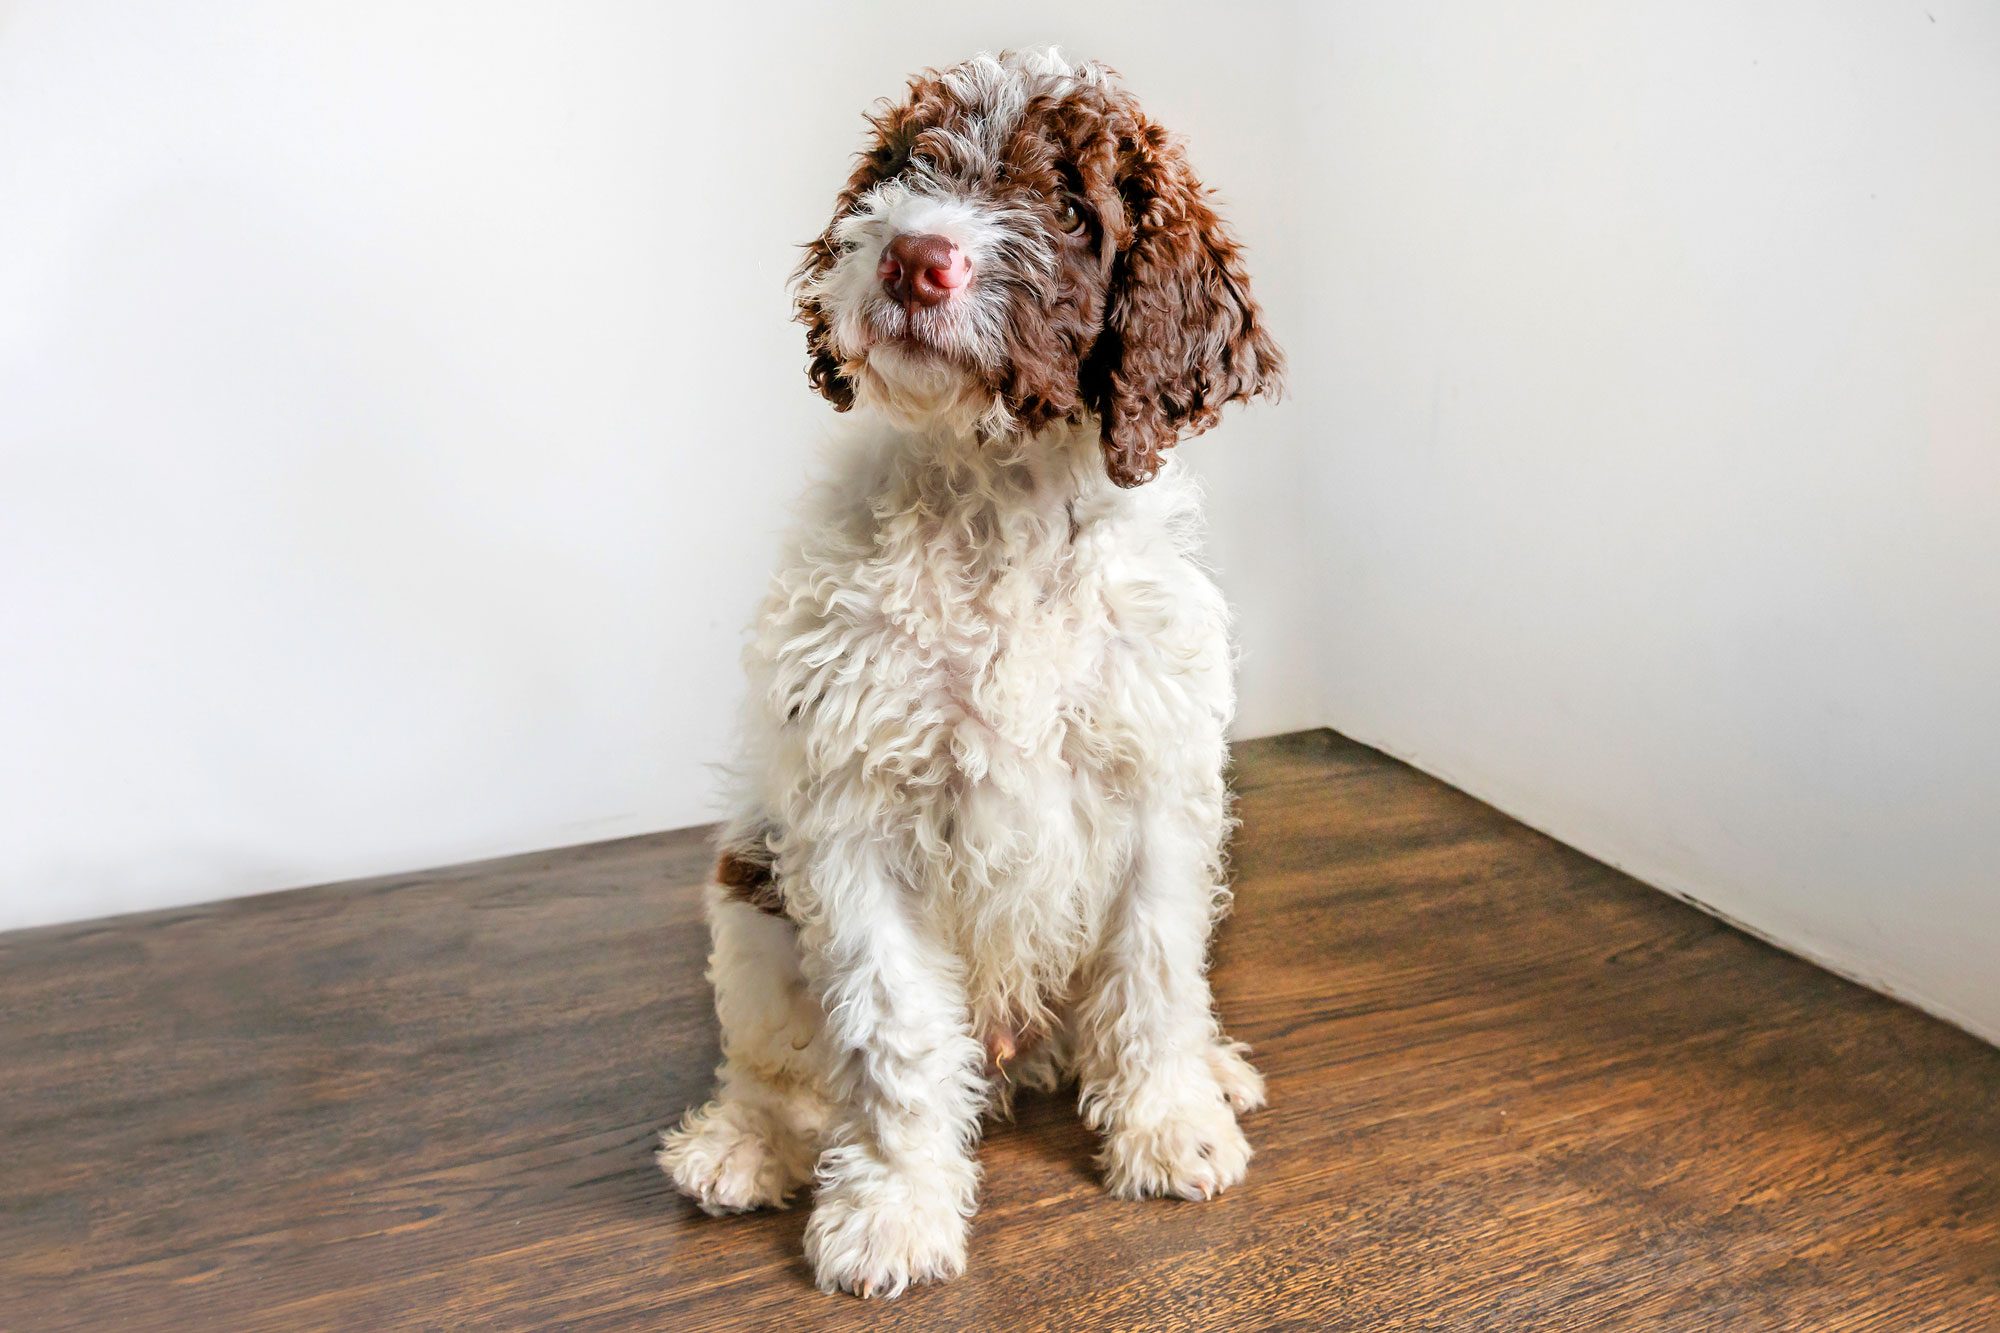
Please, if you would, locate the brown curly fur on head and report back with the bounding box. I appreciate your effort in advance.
[794,52,1283,485]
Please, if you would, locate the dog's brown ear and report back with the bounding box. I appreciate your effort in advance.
[1085,117,1284,486]
[797,257,854,410]
[794,93,925,410]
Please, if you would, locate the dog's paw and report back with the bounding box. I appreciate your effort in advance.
[1100,1093,1252,1202]
[1207,1039,1267,1115]
[657,1102,809,1215]
[804,1154,969,1298]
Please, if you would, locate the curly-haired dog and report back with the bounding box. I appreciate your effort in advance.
[658,48,1284,1298]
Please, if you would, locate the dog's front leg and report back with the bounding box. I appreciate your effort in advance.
[793,839,984,1298]
[1074,790,1265,1201]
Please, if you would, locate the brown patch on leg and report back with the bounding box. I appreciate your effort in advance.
[715,838,788,920]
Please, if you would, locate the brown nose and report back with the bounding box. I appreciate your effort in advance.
[878,233,971,308]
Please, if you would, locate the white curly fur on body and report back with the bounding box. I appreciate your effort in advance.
[659,49,1278,1299]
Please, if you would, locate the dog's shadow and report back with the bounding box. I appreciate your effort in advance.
[983,1081,1102,1193]
[616,1117,820,1290]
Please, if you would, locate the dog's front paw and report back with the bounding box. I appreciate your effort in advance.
[658,1101,811,1215]
[804,1152,970,1298]
[1100,1092,1251,1202]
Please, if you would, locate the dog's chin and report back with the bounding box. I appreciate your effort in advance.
[853,341,1011,437]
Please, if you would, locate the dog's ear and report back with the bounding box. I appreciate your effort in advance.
[796,242,854,410]
[793,94,923,411]
[1084,116,1284,486]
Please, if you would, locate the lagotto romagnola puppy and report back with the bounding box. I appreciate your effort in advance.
[658,48,1284,1298]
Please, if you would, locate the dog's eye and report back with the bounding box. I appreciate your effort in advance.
[1056,199,1087,235]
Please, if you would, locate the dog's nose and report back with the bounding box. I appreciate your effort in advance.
[878,233,970,308]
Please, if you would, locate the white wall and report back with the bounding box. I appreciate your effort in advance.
[1296,2,2000,1042]
[0,2,1308,930]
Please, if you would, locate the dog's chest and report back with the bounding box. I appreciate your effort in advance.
[908,515,1103,769]
[874,499,1130,1021]
[762,483,1137,1020]
[789,488,1123,782]
[756,455,1229,1029]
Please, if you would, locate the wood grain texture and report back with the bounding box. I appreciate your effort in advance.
[2,730,1995,1330]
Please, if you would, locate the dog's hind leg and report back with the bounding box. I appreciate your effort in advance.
[658,885,831,1214]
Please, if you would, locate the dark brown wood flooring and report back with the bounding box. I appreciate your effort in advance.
[3,730,1996,1330]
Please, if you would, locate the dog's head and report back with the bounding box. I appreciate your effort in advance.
[795,49,1284,486]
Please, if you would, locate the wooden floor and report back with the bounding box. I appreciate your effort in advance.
[3,731,1996,1331]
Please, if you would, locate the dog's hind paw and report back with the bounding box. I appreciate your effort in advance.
[658,1101,810,1215]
